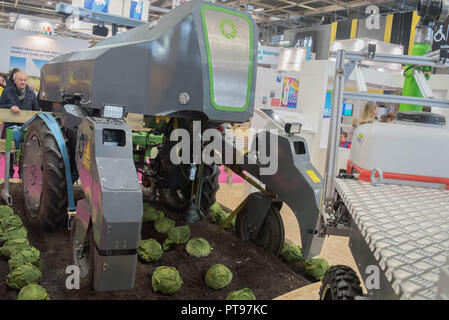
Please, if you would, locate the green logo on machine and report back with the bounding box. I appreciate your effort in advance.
[219,18,237,39]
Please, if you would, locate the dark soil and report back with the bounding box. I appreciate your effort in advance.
[0,182,315,300]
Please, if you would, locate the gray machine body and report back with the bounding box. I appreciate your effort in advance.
[40,0,257,123]
[222,129,325,259]
[74,117,142,291]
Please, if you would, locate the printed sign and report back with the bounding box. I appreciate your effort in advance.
[270,99,280,107]
[432,22,449,51]
[281,77,299,109]
[257,46,281,65]
[324,90,332,118]
[84,0,109,13]
[130,1,144,20]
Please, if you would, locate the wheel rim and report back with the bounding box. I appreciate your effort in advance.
[23,133,44,217]
[236,205,285,256]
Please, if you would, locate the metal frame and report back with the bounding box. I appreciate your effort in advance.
[322,47,449,299]
[324,48,449,210]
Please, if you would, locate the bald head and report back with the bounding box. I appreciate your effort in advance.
[13,71,28,91]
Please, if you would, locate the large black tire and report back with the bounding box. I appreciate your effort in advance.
[159,164,219,216]
[22,117,68,232]
[319,265,363,300]
[236,205,285,256]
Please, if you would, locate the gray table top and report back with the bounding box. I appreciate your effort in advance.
[335,178,449,299]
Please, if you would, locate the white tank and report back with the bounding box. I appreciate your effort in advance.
[349,113,449,185]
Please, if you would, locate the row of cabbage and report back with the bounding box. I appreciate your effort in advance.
[0,205,50,300]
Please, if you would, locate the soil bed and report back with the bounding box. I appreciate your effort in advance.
[0,182,315,300]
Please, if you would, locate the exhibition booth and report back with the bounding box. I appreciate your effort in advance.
[1,0,449,302]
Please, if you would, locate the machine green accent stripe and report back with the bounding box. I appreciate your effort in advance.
[6,128,12,153]
[201,4,253,112]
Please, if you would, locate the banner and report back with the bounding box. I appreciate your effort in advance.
[281,77,299,109]
[257,46,281,65]
[84,0,110,13]
[0,29,89,91]
[324,90,332,119]
[130,1,144,20]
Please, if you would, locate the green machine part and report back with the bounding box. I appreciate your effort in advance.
[132,132,164,161]
[400,42,433,111]
[5,127,25,163]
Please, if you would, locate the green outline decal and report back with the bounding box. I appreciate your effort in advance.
[201,4,253,112]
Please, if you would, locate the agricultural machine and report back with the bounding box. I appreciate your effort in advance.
[2,0,325,291]
[319,0,449,299]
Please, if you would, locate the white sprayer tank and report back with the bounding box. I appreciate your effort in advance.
[349,112,449,187]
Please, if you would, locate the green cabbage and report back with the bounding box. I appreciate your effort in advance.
[18,283,51,300]
[305,258,330,281]
[6,264,42,290]
[152,266,183,295]
[226,288,256,300]
[137,239,163,263]
[162,238,175,251]
[186,238,211,258]
[142,203,159,223]
[205,264,232,290]
[154,217,175,234]
[167,225,191,244]
[0,238,30,258]
[0,226,28,243]
[280,243,303,262]
[9,246,42,270]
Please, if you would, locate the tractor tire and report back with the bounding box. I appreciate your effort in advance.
[319,265,363,300]
[159,164,219,216]
[22,117,69,232]
[236,205,285,256]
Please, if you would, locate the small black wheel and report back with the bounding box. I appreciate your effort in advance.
[159,187,190,211]
[319,265,363,300]
[159,164,219,215]
[236,205,285,256]
[22,117,69,231]
[71,220,94,290]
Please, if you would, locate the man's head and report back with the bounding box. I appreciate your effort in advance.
[340,131,348,143]
[13,71,28,91]
[0,74,6,87]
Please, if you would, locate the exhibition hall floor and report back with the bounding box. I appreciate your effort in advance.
[216,182,361,300]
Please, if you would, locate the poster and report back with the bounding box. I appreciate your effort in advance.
[0,29,89,92]
[281,77,299,109]
[84,0,109,13]
[270,99,280,107]
[130,1,143,20]
[324,90,332,119]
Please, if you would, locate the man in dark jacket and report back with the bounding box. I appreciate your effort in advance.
[0,71,39,178]
[0,71,39,112]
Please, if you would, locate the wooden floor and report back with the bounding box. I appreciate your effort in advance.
[216,182,363,300]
